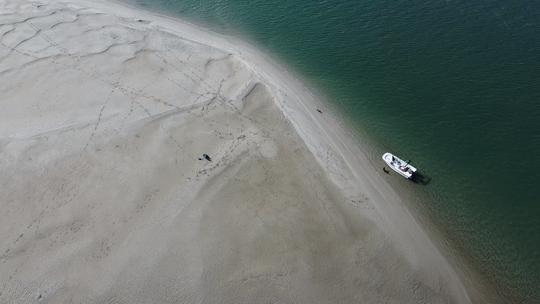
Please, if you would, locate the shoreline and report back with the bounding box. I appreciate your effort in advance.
[98,0,477,300]
[0,0,488,302]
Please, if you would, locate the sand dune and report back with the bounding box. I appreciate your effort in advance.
[0,0,471,303]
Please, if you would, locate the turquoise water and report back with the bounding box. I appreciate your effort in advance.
[125,0,540,301]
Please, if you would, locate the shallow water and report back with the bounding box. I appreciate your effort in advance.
[124,0,540,301]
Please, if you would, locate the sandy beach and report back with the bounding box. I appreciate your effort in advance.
[1,0,473,303]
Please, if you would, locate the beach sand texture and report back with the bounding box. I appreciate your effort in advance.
[1,0,471,303]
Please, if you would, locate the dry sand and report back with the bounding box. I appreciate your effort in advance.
[0,0,472,303]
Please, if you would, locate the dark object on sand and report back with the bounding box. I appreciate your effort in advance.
[383,167,389,174]
[202,154,212,161]
[316,109,323,113]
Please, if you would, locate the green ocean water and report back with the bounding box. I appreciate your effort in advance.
[124,0,540,301]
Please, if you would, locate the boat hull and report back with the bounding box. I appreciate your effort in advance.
[382,152,417,179]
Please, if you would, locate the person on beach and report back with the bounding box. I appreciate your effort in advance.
[198,154,212,161]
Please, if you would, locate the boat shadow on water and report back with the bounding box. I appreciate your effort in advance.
[411,171,431,185]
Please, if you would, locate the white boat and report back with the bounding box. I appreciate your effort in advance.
[382,152,417,179]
